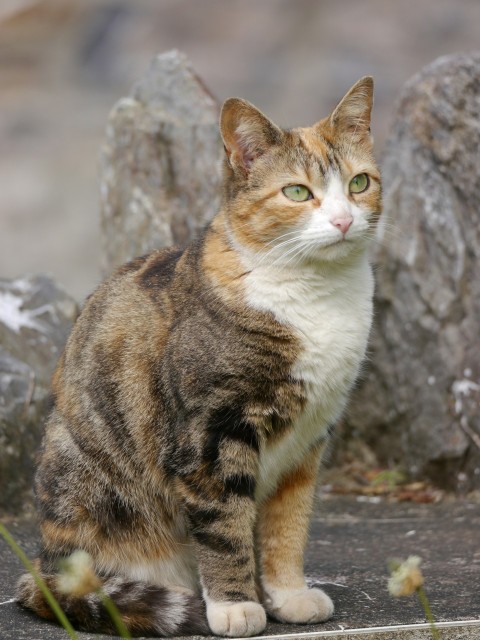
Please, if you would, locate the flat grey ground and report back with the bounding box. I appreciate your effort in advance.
[1,495,479,639]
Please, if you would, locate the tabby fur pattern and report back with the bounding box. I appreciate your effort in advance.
[17,76,381,637]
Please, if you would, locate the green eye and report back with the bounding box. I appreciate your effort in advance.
[282,185,312,202]
[349,173,369,194]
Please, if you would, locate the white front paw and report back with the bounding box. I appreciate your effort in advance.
[207,601,267,637]
[265,586,334,624]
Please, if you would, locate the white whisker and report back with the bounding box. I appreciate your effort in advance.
[264,229,304,246]
[257,235,305,265]
[270,240,310,267]
[280,246,307,268]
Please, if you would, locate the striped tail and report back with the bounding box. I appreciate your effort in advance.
[16,571,209,637]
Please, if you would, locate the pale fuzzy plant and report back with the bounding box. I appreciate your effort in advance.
[58,550,132,639]
[388,556,440,640]
[57,550,101,596]
[0,524,131,639]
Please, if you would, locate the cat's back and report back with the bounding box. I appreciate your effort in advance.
[66,245,185,361]
[38,248,191,479]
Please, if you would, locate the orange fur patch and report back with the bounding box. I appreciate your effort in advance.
[258,445,324,588]
[202,214,252,301]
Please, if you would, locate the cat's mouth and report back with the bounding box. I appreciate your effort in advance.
[315,236,358,257]
[326,236,351,247]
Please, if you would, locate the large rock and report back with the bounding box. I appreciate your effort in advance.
[345,52,480,490]
[100,49,222,273]
[0,275,78,513]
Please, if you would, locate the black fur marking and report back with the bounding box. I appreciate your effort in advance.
[192,530,238,555]
[86,346,143,476]
[203,406,259,466]
[177,594,209,635]
[119,582,169,609]
[90,376,127,435]
[88,345,126,436]
[98,488,137,534]
[138,247,184,292]
[170,442,198,474]
[67,425,124,484]
[36,493,62,523]
[270,413,293,436]
[225,567,254,584]
[176,473,222,503]
[232,555,251,568]
[113,254,149,277]
[44,392,55,415]
[223,590,253,603]
[211,407,260,448]
[39,545,76,572]
[34,457,84,525]
[223,474,256,499]
[186,504,223,527]
[327,423,336,438]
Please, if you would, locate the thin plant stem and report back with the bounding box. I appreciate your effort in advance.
[98,589,132,639]
[417,586,441,640]
[0,523,79,640]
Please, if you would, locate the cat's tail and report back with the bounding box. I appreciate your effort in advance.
[16,568,209,637]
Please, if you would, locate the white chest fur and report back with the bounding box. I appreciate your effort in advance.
[243,255,374,501]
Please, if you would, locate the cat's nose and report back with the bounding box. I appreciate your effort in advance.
[330,215,353,235]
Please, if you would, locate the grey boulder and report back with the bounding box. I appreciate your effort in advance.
[0,275,78,513]
[346,52,480,490]
[100,49,223,274]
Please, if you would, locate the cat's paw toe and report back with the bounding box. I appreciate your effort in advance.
[207,601,267,637]
[266,587,334,624]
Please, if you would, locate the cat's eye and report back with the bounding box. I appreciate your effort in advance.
[282,185,313,202]
[349,173,369,194]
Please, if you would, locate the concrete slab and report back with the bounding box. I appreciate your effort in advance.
[1,495,479,639]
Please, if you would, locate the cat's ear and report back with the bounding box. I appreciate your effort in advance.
[327,76,374,138]
[220,98,283,174]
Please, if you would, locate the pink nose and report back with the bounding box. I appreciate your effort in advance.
[330,216,353,235]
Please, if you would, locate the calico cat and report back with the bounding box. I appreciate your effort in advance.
[17,76,381,637]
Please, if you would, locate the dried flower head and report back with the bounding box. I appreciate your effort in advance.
[57,550,101,597]
[388,555,424,597]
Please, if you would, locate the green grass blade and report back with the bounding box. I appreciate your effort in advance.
[99,590,132,639]
[0,523,79,640]
[417,586,441,640]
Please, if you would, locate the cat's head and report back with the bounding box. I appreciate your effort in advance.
[220,77,381,266]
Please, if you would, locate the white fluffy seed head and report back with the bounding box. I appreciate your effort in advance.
[57,550,102,597]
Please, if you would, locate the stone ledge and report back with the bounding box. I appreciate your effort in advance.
[248,620,480,639]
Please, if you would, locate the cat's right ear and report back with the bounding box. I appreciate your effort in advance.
[220,98,283,175]
[327,76,374,139]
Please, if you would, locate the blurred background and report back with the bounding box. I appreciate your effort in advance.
[1,0,480,302]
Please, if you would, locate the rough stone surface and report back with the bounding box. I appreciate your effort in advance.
[345,52,480,490]
[100,49,223,273]
[0,275,78,513]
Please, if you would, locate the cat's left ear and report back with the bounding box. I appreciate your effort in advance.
[220,98,283,174]
[327,76,374,138]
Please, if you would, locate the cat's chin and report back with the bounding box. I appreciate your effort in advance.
[309,237,366,263]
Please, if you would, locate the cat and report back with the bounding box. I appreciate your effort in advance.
[17,76,381,637]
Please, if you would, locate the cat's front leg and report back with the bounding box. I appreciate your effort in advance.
[176,420,266,637]
[258,443,334,624]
